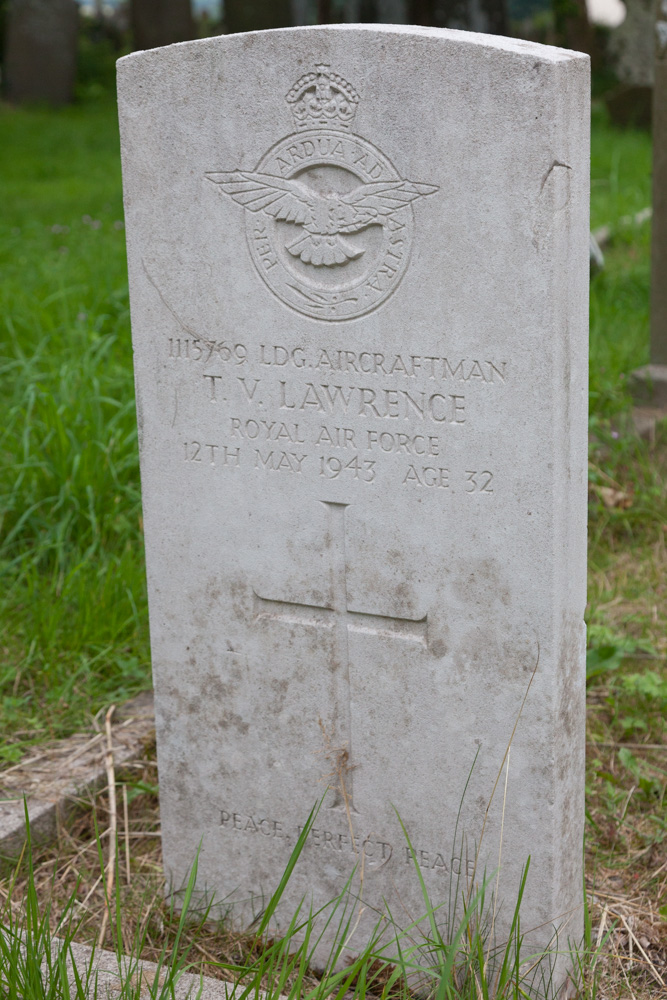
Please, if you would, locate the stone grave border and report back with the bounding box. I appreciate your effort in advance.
[0,692,155,863]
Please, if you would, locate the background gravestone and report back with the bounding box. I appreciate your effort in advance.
[651,0,667,370]
[225,0,293,36]
[130,0,195,51]
[409,0,508,34]
[630,0,667,418]
[118,25,589,984]
[606,0,655,127]
[302,0,508,33]
[3,0,78,106]
[608,0,656,86]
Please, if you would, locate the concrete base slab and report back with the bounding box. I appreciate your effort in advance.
[0,692,155,863]
[63,940,237,999]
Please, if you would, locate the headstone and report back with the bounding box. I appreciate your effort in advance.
[3,0,78,106]
[630,0,667,414]
[118,26,589,986]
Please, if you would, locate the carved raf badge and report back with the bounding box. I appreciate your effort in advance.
[206,65,438,321]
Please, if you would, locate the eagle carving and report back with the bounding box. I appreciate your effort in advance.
[206,171,439,268]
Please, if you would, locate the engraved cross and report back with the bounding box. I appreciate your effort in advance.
[253,501,428,811]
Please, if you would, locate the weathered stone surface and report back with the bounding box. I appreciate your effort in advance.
[118,25,589,983]
[3,0,78,106]
[0,694,154,863]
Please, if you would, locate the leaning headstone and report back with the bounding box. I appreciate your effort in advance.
[3,0,78,106]
[630,0,667,422]
[118,26,589,988]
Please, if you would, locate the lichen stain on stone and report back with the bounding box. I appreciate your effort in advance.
[217,710,250,734]
[199,672,229,702]
[453,557,512,609]
[557,614,585,741]
[500,635,540,678]
[269,677,289,712]
[430,637,447,658]
[203,576,223,608]
[452,624,502,681]
[228,574,252,622]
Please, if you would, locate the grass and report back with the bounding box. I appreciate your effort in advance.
[0,795,210,999]
[0,774,598,1000]
[0,93,666,996]
[0,96,148,763]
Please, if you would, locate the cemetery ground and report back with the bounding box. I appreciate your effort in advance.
[0,94,665,997]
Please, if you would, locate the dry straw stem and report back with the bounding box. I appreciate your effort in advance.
[484,745,512,980]
[588,742,667,750]
[0,712,153,805]
[467,644,540,900]
[616,910,666,988]
[123,783,131,886]
[98,704,117,947]
[584,871,667,999]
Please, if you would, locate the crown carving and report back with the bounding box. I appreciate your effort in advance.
[286,65,359,132]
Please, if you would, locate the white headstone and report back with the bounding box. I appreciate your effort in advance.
[118,25,589,986]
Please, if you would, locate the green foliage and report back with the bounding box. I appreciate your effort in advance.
[617,746,666,805]
[1,799,609,1000]
[76,14,129,102]
[210,803,585,1000]
[0,99,148,753]
[589,105,652,421]
[0,804,207,999]
[585,644,625,684]
[609,671,667,738]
